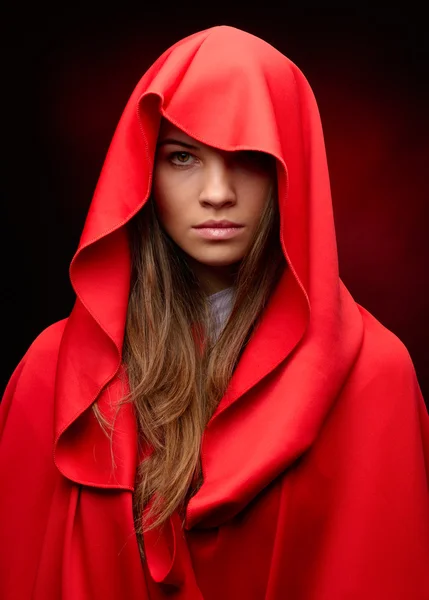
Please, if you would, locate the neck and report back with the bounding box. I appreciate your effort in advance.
[187,259,238,294]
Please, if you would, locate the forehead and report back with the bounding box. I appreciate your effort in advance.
[158,118,197,144]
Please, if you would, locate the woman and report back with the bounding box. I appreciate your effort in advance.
[1,25,428,600]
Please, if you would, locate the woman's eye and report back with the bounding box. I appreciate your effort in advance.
[169,151,194,166]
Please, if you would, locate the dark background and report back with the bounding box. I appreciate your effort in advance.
[2,8,428,405]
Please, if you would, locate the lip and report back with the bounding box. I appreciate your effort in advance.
[193,219,244,228]
[193,226,244,240]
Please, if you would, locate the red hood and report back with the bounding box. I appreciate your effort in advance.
[54,25,363,529]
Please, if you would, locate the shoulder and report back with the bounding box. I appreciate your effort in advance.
[25,318,68,360]
[1,318,70,450]
[352,304,420,394]
[357,304,414,369]
[2,318,68,401]
[18,318,68,375]
[333,305,428,465]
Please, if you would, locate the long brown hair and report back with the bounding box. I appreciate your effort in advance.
[94,175,285,542]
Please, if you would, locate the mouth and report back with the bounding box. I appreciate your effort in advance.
[192,225,244,240]
[193,219,244,228]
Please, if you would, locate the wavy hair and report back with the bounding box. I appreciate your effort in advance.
[94,171,285,550]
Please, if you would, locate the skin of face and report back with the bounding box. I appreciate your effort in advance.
[152,118,275,294]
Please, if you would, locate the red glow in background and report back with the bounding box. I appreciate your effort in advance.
[2,12,428,404]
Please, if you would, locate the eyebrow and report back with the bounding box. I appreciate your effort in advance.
[156,137,199,150]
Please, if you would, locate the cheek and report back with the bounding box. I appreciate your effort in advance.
[239,175,273,221]
[153,166,193,209]
[152,173,180,228]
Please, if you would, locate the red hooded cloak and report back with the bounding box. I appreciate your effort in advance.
[1,25,429,599]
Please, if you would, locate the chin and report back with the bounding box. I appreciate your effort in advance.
[196,255,244,268]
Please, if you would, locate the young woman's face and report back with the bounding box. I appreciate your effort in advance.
[152,119,275,291]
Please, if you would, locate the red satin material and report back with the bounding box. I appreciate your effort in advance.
[1,25,429,599]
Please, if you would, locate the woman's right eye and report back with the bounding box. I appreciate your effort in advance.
[168,151,195,167]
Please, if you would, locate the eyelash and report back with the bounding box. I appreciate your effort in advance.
[168,151,196,168]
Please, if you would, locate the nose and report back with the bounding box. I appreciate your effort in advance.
[198,157,237,208]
